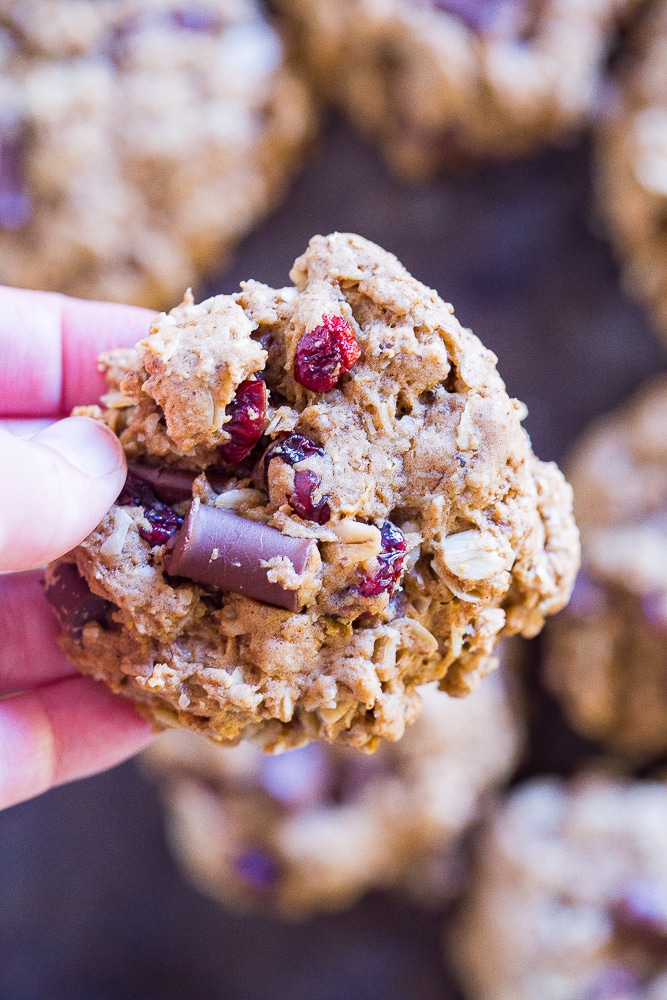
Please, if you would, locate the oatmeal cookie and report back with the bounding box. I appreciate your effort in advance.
[274,0,637,178]
[45,232,579,751]
[449,775,667,1000]
[142,659,522,917]
[0,0,314,307]
[544,375,667,761]
[596,0,667,343]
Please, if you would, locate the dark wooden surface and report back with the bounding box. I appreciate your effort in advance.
[1,116,665,1000]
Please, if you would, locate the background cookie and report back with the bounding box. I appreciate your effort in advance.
[596,0,667,344]
[274,0,637,178]
[544,374,667,761]
[46,232,579,751]
[448,775,667,1000]
[142,660,523,918]
[0,0,314,307]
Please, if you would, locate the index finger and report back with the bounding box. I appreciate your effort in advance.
[0,286,155,418]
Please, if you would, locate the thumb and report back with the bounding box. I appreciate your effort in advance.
[0,417,126,572]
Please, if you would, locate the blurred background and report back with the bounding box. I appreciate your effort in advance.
[1,1,667,997]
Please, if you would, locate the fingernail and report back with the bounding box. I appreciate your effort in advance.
[34,416,125,479]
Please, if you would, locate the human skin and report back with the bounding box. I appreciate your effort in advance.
[0,286,157,810]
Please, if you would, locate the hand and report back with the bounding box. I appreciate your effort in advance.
[0,286,157,810]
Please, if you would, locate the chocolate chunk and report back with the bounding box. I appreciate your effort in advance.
[127,463,231,503]
[127,464,197,504]
[44,563,113,639]
[163,499,318,611]
[205,469,233,493]
[119,473,183,545]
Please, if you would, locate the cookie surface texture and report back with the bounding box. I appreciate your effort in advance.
[544,374,667,760]
[46,233,579,751]
[275,0,637,177]
[449,776,667,1000]
[142,661,522,917]
[0,0,314,307]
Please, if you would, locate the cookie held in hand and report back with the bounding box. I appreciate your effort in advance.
[45,233,579,751]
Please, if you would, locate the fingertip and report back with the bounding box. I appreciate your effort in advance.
[0,418,127,571]
[34,416,126,481]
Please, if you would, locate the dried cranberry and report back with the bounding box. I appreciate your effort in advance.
[118,472,183,545]
[294,315,361,393]
[290,469,331,525]
[265,433,332,524]
[357,520,406,598]
[265,433,326,468]
[218,377,267,464]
